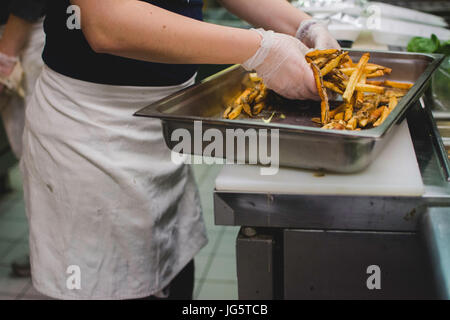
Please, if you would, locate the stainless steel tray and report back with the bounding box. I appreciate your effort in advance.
[135,50,444,173]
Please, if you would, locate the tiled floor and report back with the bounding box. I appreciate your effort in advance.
[0,163,239,300]
[192,163,240,300]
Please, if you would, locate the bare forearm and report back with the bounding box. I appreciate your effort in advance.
[0,14,33,56]
[219,0,311,36]
[72,0,260,65]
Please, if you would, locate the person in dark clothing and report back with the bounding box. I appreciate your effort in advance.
[0,0,47,25]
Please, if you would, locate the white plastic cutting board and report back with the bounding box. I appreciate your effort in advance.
[215,121,424,197]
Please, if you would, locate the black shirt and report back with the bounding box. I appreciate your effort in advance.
[0,0,47,25]
[43,0,204,87]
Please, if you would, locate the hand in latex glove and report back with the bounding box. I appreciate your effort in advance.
[0,52,19,94]
[242,29,318,100]
[296,19,340,50]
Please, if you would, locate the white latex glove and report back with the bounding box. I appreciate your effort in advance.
[0,52,19,94]
[242,29,318,100]
[296,19,340,50]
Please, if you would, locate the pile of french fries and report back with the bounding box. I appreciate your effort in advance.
[223,73,269,120]
[305,49,413,130]
[223,49,413,130]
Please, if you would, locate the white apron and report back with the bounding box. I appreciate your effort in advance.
[21,66,207,300]
[0,19,45,159]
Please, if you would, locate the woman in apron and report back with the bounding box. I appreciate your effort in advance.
[22,0,339,299]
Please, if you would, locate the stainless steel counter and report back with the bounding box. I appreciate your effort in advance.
[213,100,450,299]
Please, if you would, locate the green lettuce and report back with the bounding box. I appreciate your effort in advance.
[407,34,450,56]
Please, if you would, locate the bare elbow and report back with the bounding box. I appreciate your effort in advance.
[84,29,115,54]
[73,2,120,54]
[87,36,108,54]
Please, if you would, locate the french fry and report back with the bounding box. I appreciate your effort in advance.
[311,52,339,68]
[367,63,388,68]
[366,66,385,73]
[388,96,398,111]
[355,102,376,125]
[310,63,330,124]
[367,63,392,74]
[320,99,330,126]
[346,117,357,130]
[254,84,268,104]
[245,87,260,105]
[355,83,385,94]
[225,88,254,119]
[360,102,377,114]
[359,118,369,128]
[366,70,385,78]
[344,94,355,121]
[334,69,349,81]
[313,56,331,68]
[328,103,346,118]
[345,108,353,121]
[373,106,391,127]
[329,68,349,81]
[369,106,385,124]
[327,72,348,91]
[355,93,364,109]
[355,73,367,108]
[322,120,346,130]
[383,80,413,90]
[366,80,413,90]
[334,112,344,121]
[237,88,252,103]
[242,103,253,117]
[253,102,265,115]
[323,81,344,95]
[385,89,408,98]
[339,68,354,76]
[341,55,353,68]
[340,65,385,76]
[223,105,233,119]
[306,49,339,60]
[366,80,384,86]
[342,53,370,103]
[249,73,262,83]
[321,52,348,76]
[228,104,243,120]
